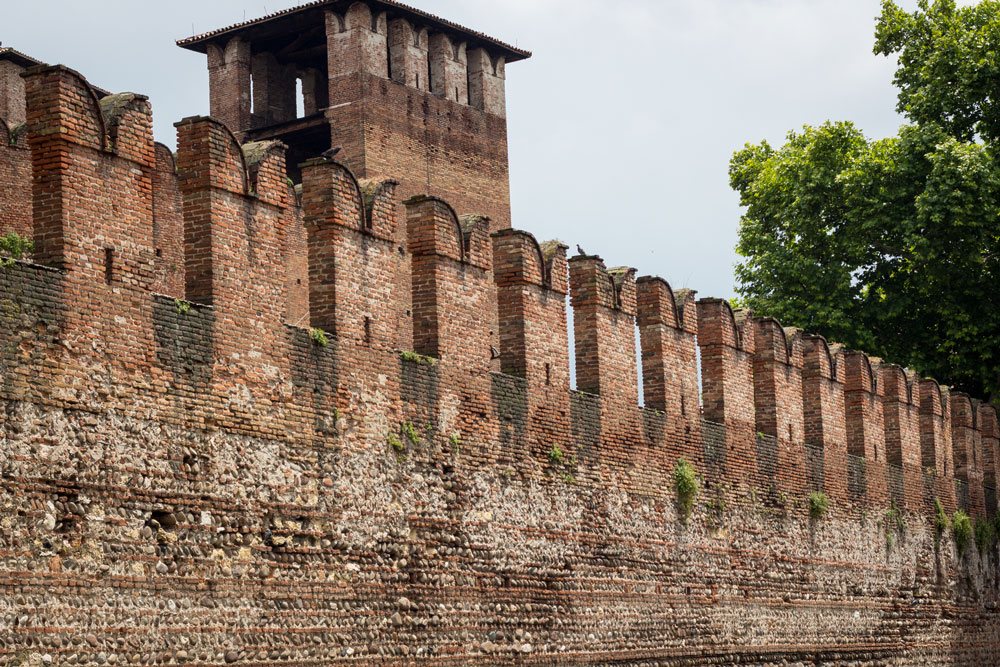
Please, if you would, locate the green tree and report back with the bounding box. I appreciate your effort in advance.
[732,0,1000,403]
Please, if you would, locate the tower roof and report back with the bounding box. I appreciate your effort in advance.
[0,46,44,69]
[177,0,531,63]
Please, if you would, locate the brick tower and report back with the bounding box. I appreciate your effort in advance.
[178,0,529,230]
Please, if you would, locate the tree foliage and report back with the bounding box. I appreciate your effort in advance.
[732,0,1000,402]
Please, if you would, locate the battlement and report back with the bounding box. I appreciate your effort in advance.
[2,48,1000,666]
[2,63,998,522]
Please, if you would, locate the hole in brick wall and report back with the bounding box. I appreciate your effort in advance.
[155,248,162,258]
[296,77,304,118]
[104,248,115,285]
[398,245,406,256]
[416,73,420,89]
[364,316,372,346]
[545,363,551,386]
[149,510,178,531]
[455,86,459,101]
[296,278,302,285]
[681,394,687,417]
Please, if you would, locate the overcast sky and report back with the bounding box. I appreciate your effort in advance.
[3,0,951,300]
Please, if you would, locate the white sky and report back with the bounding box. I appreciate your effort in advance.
[2,0,957,300]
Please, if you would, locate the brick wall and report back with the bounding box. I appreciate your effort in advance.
[1,64,1000,667]
[0,119,31,243]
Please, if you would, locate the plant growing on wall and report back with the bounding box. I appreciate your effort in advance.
[548,444,565,465]
[808,491,830,522]
[974,517,996,555]
[673,458,699,524]
[884,505,905,549]
[952,510,973,556]
[0,232,33,268]
[400,350,437,366]
[310,328,330,348]
[401,421,420,446]
[387,432,405,454]
[933,498,950,541]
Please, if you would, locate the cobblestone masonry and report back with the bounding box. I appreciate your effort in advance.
[1,4,1000,664]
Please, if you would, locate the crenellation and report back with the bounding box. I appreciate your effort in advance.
[636,277,702,464]
[843,351,889,505]
[388,18,430,90]
[752,318,808,495]
[951,392,986,516]
[468,48,505,117]
[879,363,923,510]
[302,157,401,349]
[406,195,494,369]
[327,4,389,81]
[920,379,957,511]
[428,33,468,104]
[802,335,849,502]
[696,298,756,481]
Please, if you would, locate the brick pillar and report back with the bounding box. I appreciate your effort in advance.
[429,33,468,104]
[696,299,756,483]
[175,117,289,355]
[493,229,571,454]
[327,5,389,80]
[388,18,429,91]
[978,404,999,516]
[24,66,154,282]
[879,365,922,510]
[752,319,807,496]
[405,196,493,371]
[468,49,505,117]
[252,52,297,127]
[568,256,638,404]
[569,255,641,467]
[920,380,955,511]
[951,393,984,517]
[302,157,399,349]
[207,37,251,136]
[23,65,155,370]
[844,352,888,507]
[636,278,701,463]
[802,336,848,503]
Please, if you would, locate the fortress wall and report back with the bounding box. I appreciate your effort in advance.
[0,66,999,666]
